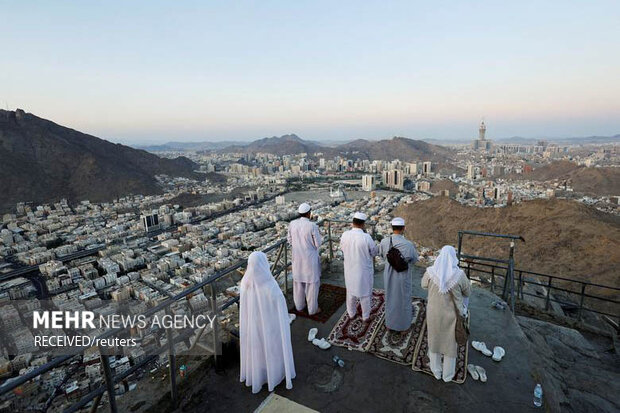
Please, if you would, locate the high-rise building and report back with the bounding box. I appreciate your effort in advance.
[422,162,432,175]
[467,164,475,180]
[361,175,376,191]
[140,211,160,232]
[472,120,492,151]
[382,169,404,190]
[406,163,417,175]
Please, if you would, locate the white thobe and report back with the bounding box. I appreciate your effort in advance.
[287,217,322,313]
[340,228,378,298]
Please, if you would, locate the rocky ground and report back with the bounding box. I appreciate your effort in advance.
[518,317,620,413]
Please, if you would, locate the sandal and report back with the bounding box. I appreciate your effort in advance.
[475,365,487,383]
[467,364,479,381]
[312,338,332,350]
[308,328,318,342]
[472,341,492,357]
[492,346,505,362]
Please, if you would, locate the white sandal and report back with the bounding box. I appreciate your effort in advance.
[475,365,487,382]
[492,346,505,362]
[312,338,332,350]
[307,328,318,342]
[472,341,492,357]
[467,364,479,381]
[289,314,296,324]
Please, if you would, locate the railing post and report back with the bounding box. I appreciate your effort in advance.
[284,242,289,300]
[578,284,587,322]
[544,278,553,311]
[210,283,221,365]
[165,307,178,408]
[518,270,524,299]
[328,221,333,262]
[490,266,495,293]
[99,351,118,413]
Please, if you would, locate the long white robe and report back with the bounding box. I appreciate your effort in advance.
[240,252,296,393]
[340,228,378,298]
[287,217,322,283]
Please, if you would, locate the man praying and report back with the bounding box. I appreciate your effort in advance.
[339,212,378,321]
[287,202,322,315]
[378,217,418,331]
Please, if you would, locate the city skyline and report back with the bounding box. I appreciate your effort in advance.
[3,1,620,143]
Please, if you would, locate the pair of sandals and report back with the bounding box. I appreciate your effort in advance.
[471,341,506,361]
[308,328,331,350]
[467,364,487,382]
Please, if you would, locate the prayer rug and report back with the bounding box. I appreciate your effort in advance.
[327,289,385,351]
[367,298,426,365]
[411,317,469,384]
[290,283,347,323]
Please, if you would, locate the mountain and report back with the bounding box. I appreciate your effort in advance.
[516,161,620,196]
[334,136,451,162]
[220,134,458,172]
[496,135,620,145]
[221,134,325,156]
[0,109,200,212]
[136,141,247,152]
[394,197,620,297]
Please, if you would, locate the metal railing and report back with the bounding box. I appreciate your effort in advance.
[0,215,367,412]
[457,230,525,313]
[0,239,291,413]
[460,259,620,323]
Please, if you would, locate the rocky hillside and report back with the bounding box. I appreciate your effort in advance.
[516,161,620,196]
[394,197,620,291]
[0,109,200,211]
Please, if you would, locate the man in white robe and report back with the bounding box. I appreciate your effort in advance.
[287,203,322,315]
[240,251,296,393]
[378,217,418,331]
[339,212,378,321]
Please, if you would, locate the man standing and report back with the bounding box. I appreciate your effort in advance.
[378,217,419,331]
[287,203,322,315]
[339,212,378,321]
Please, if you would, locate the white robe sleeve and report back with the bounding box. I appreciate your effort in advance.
[312,223,322,249]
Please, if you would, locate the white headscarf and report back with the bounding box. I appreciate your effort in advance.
[239,252,296,393]
[427,245,464,294]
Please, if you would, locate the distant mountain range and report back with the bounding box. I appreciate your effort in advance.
[495,135,620,145]
[0,109,200,212]
[140,133,619,152]
[136,140,247,152]
[213,133,454,165]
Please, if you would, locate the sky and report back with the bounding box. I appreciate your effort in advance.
[2,1,620,144]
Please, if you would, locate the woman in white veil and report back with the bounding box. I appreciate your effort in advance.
[240,251,296,393]
[422,245,471,382]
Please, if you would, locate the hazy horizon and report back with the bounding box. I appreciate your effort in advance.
[3,1,620,144]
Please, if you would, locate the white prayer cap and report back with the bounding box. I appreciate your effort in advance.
[298,203,311,214]
[353,212,367,221]
[391,217,405,226]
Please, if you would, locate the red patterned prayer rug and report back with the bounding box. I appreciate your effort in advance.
[290,283,347,323]
[327,289,385,351]
[411,316,469,384]
[368,298,426,365]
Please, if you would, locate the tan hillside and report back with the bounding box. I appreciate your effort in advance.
[517,160,620,196]
[394,197,620,292]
